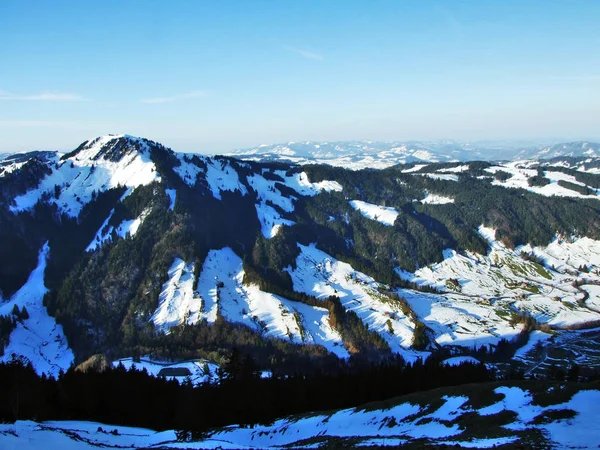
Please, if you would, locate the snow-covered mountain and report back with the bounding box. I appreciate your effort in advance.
[522,141,600,160]
[227,140,600,170]
[1,133,600,380]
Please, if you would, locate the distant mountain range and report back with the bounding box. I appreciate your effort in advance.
[228,140,600,169]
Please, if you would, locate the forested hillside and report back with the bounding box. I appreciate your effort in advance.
[1,134,600,377]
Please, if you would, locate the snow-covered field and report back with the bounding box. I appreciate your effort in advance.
[112,357,219,385]
[349,200,398,226]
[2,385,598,449]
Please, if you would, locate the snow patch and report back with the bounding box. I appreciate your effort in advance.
[349,200,398,226]
[151,258,200,332]
[421,193,455,205]
[165,188,176,210]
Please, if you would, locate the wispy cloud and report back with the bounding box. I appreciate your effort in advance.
[0,90,88,101]
[546,75,600,81]
[141,90,210,104]
[283,45,324,61]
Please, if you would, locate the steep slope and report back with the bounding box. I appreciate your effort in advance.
[0,243,73,376]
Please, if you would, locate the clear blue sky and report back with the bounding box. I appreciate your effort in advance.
[1,0,599,153]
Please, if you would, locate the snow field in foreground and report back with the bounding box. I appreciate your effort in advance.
[2,387,597,448]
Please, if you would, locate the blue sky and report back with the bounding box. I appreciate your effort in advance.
[1,0,599,153]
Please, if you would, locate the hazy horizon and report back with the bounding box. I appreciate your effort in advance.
[2,0,599,153]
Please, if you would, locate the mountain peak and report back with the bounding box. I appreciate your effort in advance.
[63,134,151,164]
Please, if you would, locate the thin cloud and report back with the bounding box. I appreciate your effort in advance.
[141,90,210,104]
[283,45,324,61]
[546,75,600,81]
[0,90,88,101]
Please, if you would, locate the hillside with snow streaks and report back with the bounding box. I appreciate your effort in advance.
[151,258,199,332]
[9,135,160,217]
[486,163,600,200]
[196,248,349,357]
[249,170,343,237]
[349,200,398,226]
[0,243,73,376]
[286,244,422,358]
[174,153,248,200]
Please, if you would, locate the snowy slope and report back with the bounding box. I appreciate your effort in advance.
[193,386,600,449]
[173,153,249,200]
[86,207,152,252]
[248,170,342,237]
[421,192,455,205]
[0,243,73,376]
[194,248,349,358]
[485,163,600,200]
[151,258,200,332]
[9,135,160,217]
[397,226,600,341]
[286,244,423,359]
